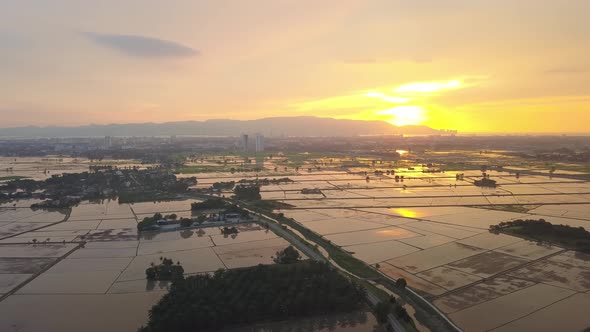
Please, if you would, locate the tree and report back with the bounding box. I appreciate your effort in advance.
[196,215,207,225]
[146,257,185,281]
[273,246,301,264]
[180,218,192,227]
[396,278,407,290]
[374,301,392,324]
[146,267,157,280]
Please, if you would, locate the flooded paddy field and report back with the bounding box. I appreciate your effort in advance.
[224,310,385,332]
[0,156,152,181]
[0,198,302,331]
[2,160,590,331]
[262,167,590,331]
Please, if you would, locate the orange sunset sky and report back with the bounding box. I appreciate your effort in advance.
[1,0,589,133]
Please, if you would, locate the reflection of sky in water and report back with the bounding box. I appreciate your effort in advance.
[391,208,418,218]
[376,228,414,237]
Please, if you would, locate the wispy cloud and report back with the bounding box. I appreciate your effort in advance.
[84,32,199,58]
[543,66,589,75]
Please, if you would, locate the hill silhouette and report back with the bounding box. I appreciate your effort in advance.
[0,116,446,137]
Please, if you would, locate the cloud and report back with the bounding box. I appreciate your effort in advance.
[543,66,589,75]
[84,32,199,58]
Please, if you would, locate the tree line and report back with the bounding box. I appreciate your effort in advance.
[490,218,590,253]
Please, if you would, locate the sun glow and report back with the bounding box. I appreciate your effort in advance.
[364,92,412,103]
[394,80,462,94]
[289,78,472,127]
[377,106,427,126]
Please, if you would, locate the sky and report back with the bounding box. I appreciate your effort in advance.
[1,0,589,133]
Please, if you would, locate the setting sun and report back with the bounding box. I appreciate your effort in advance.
[377,106,427,126]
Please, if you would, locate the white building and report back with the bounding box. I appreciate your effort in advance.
[255,134,264,152]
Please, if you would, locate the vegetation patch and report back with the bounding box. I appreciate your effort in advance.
[234,184,262,200]
[273,245,301,264]
[145,257,184,281]
[137,213,167,231]
[139,261,365,332]
[211,181,235,190]
[0,176,29,181]
[474,204,538,214]
[251,199,294,210]
[190,198,227,211]
[238,177,294,186]
[118,191,178,203]
[490,218,590,253]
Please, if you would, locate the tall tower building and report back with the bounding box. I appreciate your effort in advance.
[103,136,113,148]
[255,134,264,152]
[241,134,249,152]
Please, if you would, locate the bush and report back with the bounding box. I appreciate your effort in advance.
[396,278,407,289]
[374,301,392,324]
[145,257,184,281]
[234,184,261,200]
[137,213,163,231]
[273,246,301,264]
[180,218,193,227]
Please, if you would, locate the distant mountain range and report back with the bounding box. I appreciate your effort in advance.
[0,117,447,137]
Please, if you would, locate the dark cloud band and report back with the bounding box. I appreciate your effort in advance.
[84,32,198,58]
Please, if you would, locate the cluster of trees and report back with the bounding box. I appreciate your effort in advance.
[474,175,497,187]
[234,184,261,200]
[221,226,239,235]
[238,177,293,186]
[191,198,227,211]
[137,213,166,231]
[182,215,206,227]
[273,245,301,264]
[118,191,179,204]
[190,199,250,218]
[145,257,184,281]
[224,204,251,218]
[212,181,235,190]
[31,196,81,210]
[490,218,590,252]
[374,296,413,325]
[139,261,365,332]
[3,168,197,207]
[138,212,214,231]
[228,166,263,174]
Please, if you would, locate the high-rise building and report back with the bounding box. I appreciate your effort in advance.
[103,136,113,148]
[241,134,249,152]
[255,134,264,152]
